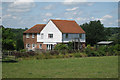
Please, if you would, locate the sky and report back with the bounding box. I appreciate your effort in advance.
[1,0,119,29]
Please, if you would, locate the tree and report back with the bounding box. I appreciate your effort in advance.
[2,27,16,50]
[16,39,24,51]
[80,20,106,46]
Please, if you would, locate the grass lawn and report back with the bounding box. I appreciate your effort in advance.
[2,56,118,78]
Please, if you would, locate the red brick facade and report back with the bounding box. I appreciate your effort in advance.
[23,34,48,50]
[23,33,37,50]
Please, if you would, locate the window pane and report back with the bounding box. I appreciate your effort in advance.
[40,44,42,49]
[26,33,29,38]
[66,34,68,38]
[32,33,35,38]
[48,34,53,38]
[41,33,44,39]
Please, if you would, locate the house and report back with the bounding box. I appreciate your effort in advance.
[23,19,86,51]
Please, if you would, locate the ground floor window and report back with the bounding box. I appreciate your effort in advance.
[26,44,30,48]
[47,44,54,50]
[39,44,42,49]
[32,44,35,48]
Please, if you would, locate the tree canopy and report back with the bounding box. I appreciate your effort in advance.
[80,20,106,46]
[2,26,25,51]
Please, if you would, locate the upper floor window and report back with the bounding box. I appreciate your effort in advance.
[26,33,29,38]
[79,34,82,38]
[32,33,35,38]
[65,33,68,38]
[48,34,53,38]
[41,33,44,39]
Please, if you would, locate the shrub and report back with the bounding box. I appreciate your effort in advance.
[36,53,45,59]
[54,44,68,50]
[68,42,74,50]
[113,44,120,51]
[20,49,27,52]
[44,52,52,59]
[49,50,59,55]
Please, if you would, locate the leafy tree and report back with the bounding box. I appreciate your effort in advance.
[2,26,25,51]
[80,20,106,46]
[16,39,24,51]
[2,27,16,50]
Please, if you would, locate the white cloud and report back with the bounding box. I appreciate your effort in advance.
[3,14,11,19]
[45,13,52,17]
[76,17,88,21]
[7,0,35,12]
[100,15,113,21]
[43,19,47,22]
[66,7,79,11]
[102,15,113,19]
[63,0,87,5]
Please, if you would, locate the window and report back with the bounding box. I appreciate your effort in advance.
[26,33,29,38]
[48,34,53,38]
[65,33,68,38]
[32,33,35,38]
[32,44,35,48]
[27,44,30,48]
[39,44,42,49]
[41,33,44,39]
[79,34,82,38]
[47,44,54,50]
[37,33,40,35]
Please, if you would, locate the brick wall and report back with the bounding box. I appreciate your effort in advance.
[23,33,37,50]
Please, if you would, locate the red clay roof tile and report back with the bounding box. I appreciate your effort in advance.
[23,24,46,33]
[51,19,85,33]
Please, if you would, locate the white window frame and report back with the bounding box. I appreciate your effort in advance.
[39,44,42,49]
[26,33,29,38]
[32,33,35,38]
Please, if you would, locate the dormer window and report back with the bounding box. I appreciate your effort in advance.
[26,33,29,38]
[32,33,35,38]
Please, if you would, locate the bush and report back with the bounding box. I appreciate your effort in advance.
[20,49,27,52]
[113,44,120,51]
[73,53,87,58]
[49,50,59,55]
[54,44,68,50]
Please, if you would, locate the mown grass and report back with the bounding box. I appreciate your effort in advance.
[2,56,118,78]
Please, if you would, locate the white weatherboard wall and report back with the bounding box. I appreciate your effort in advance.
[62,33,86,42]
[37,20,62,44]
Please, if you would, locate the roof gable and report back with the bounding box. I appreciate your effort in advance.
[51,19,85,34]
[23,24,46,33]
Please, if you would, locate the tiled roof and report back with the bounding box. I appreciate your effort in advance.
[51,19,85,33]
[23,24,46,33]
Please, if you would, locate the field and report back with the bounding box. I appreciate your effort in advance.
[2,56,118,78]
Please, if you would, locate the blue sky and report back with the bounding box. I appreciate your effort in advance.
[1,1,119,28]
